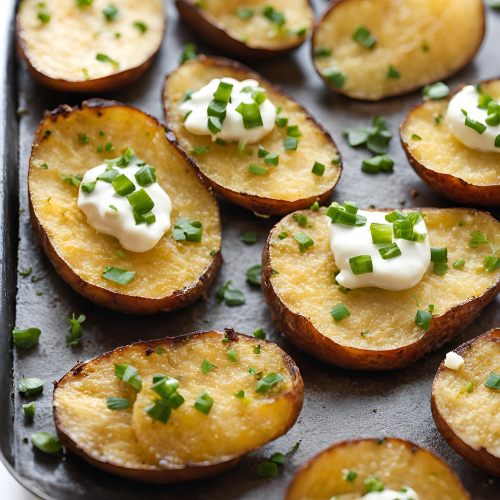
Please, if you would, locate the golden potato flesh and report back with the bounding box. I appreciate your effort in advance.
[312,0,484,100]
[29,100,221,314]
[53,331,303,482]
[401,80,500,204]
[263,208,500,370]
[164,57,341,215]
[17,0,164,91]
[432,329,500,476]
[285,438,470,500]
[177,0,313,53]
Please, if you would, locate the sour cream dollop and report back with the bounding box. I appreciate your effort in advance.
[78,152,172,253]
[353,486,419,500]
[447,85,500,152]
[444,351,464,370]
[178,77,276,144]
[329,210,431,291]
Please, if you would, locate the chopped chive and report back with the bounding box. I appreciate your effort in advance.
[106,397,130,410]
[352,26,376,48]
[97,167,119,183]
[314,46,332,57]
[81,181,96,194]
[236,102,263,129]
[310,201,320,211]
[144,400,172,423]
[460,381,473,394]
[485,372,500,390]
[253,328,266,339]
[312,161,325,176]
[23,401,36,417]
[386,65,400,79]
[133,21,147,33]
[330,303,350,321]
[173,217,202,242]
[287,26,307,36]
[179,43,197,64]
[135,165,156,187]
[128,188,154,215]
[237,6,255,19]
[201,357,216,374]
[96,53,119,66]
[412,134,422,140]
[294,233,314,253]
[249,163,267,175]
[240,231,257,244]
[194,389,213,414]
[227,349,237,362]
[216,280,245,306]
[235,390,245,398]
[258,145,269,158]
[323,67,347,88]
[278,231,287,239]
[370,223,392,245]
[465,115,486,135]
[102,266,135,285]
[112,174,135,196]
[12,328,41,349]
[19,377,43,394]
[349,255,373,275]
[38,11,51,23]
[434,113,444,124]
[362,155,394,174]
[246,264,262,286]
[379,243,401,260]
[284,137,298,151]
[261,5,285,25]
[423,82,450,100]
[431,247,448,264]
[287,125,302,138]
[294,214,309,227]
[453,258,465,269]
[275,116,288,127]
[254,345,260,354]
[258,461,278,477]
[256,373,283,393]
[58,171,83,187]
[102,5,118,21]
[31,433,61,454]
[114,364,142,391]
[264,153,279,166]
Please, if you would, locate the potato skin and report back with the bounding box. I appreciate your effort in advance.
[262,208,500,371]
[312,0,485,101]
[175,0,311,59]
[163,55,341,216]
[431,329,500,477]
[53,330,304,483]
[401,82,500,205]
[285,437,471,500]
[16,10,165,93]
[29,99,222,315]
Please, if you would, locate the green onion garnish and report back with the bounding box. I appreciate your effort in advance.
[325,202,367,226]
[194,389,213,414]
[453,258,465,269]
[31,433,61,454]
[127,188,154,215]
[258,461,278,477]
[96,53,119,66]
[323,67,347,88]
[134,21,147,33]
[201,357,216,374]
[261,5,285,25]
[240,231,257,244]
[465,115,486,135]
[362,155,394,174]
[216,280,245,306]
[460,381,473,394]
[276,116,288,127]
[172,217,202,242]
[310,202,320,211]
[349,255,373,275]
[227,349,237,362]
[97,167,119,183]
[248,163,267,175]
[264,153,279,166]
[330,303,350,321]
[235,390,245,398]
[411,134,422,140]
[236,102,263,129]
[415,309,432,330]
[192,146,210,155]
[314,46,332,57]
[258,145,270,157]
[38,11,51,23]
[237,6,255,19]
[114,365,142,392]
[252,90,266,105]
[431,247,448,264]
[208,116,222,134]
[102,5,118,21]
[485,372,500,389]
[253,328,266,339]
[312,161,325,176]
[106,397,130,410]
[379,243,401,260]
[294,233,314,253]
[112,174,135,196]
[179,43,197,64]
[287,125,302,138]
[19,376,43,394]
[294,214,308,226]
[386,65,400,79]
[370,223,392,245]
[423,82,450,100]
[278,231,287,240]
[352,26,376,48]
[284,137,298,151]
[256,373,283,393]
[102,266,135,285]
[58,171,83,187]
[254,345,260,354]
[246,264,262,286]
[135,165,156,187]
[23,401,36,417]
[78,133,89,144]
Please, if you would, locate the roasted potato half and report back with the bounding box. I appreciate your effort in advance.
[53,330,304,483]
[17,0,165,92]
[312,0,485,101]
[401,80,500,205]
[175,0,313,59]
[163,56,341,216]
[28,99,221,314]
[285,438,471,500]
[263,207,500,370]
[432,328,500,476]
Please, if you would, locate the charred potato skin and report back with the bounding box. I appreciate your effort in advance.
[175,0,312,59]
[163,55,342,216]
[312,0,485,101]
[16,10,165,93]
[431,329,500,477]
[28,99,222,315]
[285,437,471,500]
[53,330,304,483]
[262,208,500,371]
[401,81,500,205]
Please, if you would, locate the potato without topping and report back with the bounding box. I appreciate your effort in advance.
[312,0,484,100]
[263,208,500,370]
[164,56,341,215]
[285,438,470,500]
[53,330,304,483]
[432,328,500,476]
[29,99,221,314]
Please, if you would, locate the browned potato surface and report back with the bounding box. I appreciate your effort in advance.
[175,0,313,59]
[263,207,500,370]
[53,330,304,483]
[17,0,165,92]
[312,0,484,100]
[29,99,221,314]
[432,328,500,476]
[164,56,341,215]
[401,80,500,205]
[285,438,471,500]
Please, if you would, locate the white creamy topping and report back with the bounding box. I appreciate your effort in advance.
[77,155,172,253]
[444,351,465,371]
[447,85,500,153]
[178,77,276,144]
[352,486,419,500]
[329,210,431,291]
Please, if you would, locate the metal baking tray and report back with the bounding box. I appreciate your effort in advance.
[2,0,500,498]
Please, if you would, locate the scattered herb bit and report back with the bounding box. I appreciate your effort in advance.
[236,102,264,129]
[58,171,83,187]
[235,390,245,398]
[102,5,118,21]
[254,345,261,354]
[386,65,400,79]
[256,373,283,393]
[246,264,262,286]
[485,372,500,389]
[237,6,255,19]
[253,328,266,339]
[18,267,32,277]
[114,364,142,391]
[312,161,325,176]
[156,346,163,355]
[31,432,61,453]
[294,233,314,253]
[460,381,474,394]
[19,376,43,395]
[352,26,377,48]
[240,231,257,244]
[261,5,285,25]
[38,163,48,169]
[227,349,237,363]
[38,11,51,23]
[96,53,119,66]
[102,266,135,285]
[179,43,197,64]
[173,217,202,242]
[314,46,332,57]
[258,461,277,477]
[67,313,85,345]
[330,303,350,321]
[248,162,267,175]
[194,389,213,414]
[216,280,245,306]
[294,214,309,227]
[344,470,358,482]
[423,82,450,100]
[192,146,210,155]
[134,21,147,33]
[44,130,51,138]
[453,258,465,269]
[323,67,346,88]
[365,475,384,493]
[106,397,130,410]
[412,134,422,140]
[13,327,41,349]
[201,357,216,374]
[23,402,35,417]
[362,155,394,174]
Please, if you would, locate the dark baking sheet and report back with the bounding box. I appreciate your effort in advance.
[2,0,500,498]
